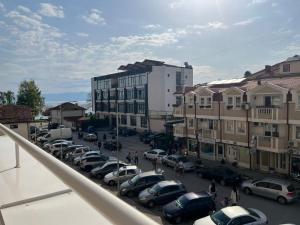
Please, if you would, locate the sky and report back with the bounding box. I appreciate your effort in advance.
[0,0,300,99]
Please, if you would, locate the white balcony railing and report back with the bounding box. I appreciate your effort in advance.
[0,123,158,225]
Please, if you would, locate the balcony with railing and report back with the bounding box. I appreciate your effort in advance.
[173,105,184,117]
[173,124,186,137]
[257,135,287,153]
[0,124,158,225]
[252,107,279,120]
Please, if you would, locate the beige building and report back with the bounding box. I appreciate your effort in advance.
[173,55,300,175]
[0,105,32,139]
[48,102,86,129]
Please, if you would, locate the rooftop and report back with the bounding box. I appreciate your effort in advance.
[49,102,86,111]
[0,105,32,124]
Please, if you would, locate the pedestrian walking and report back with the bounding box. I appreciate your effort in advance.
[230,185,240,206]
[134,151,139,165]
[152,158,157,171]
[178,160,184,176]
[209,180,217,200]
[97,140,102,151]
[103,133,107,141]
[126,152,132,164]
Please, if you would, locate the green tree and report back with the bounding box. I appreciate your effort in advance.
[16,80,44,116]
[244,71,252,78]
[0,91,15,105]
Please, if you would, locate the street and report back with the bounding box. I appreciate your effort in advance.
[71,131,300,225]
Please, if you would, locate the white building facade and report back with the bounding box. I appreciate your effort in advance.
[91,59,193,132]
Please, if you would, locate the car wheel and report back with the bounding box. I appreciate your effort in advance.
[243,187,252,195]
[108,180,116,186]
[147,200,155,208]
[119,189,126,196]
[220,179,226,186]
[174,216,182,224]
[277,196,287,205]
[127,191,134,197]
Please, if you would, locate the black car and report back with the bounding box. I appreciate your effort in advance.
[90,161,127,179]
[162,191,215,224]
[138,180,187,208]
[103,140,122,151]
[196,166,242,186]
[119,171,165,197]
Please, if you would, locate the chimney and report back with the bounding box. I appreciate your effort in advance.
[257,80,261,85]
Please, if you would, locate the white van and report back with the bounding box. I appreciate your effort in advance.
[38,128,72,142]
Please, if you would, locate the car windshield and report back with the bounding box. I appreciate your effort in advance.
[247,208,260,218]
[210,210,231,225]
[176,195,189,208]
[149,184,161,194]
[129,174,140,184]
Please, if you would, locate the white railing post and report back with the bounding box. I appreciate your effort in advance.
[15,142,20,168]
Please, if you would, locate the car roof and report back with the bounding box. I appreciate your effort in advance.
[139,171,163,177]
[183,191,210,201]
[222,206,250,219]
[120,165,138,170]
[152,149,165,153]
[261,178,291,185]
[157,180,181,188]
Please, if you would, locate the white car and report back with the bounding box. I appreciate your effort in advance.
[67,146,90,160]
[143,149,166,160]
[193,206,267,225]
[43,139,72,151]
[73,151,101,166]
[104,165,141,186]
[49,142,71,155]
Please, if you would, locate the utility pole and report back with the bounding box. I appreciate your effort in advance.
[116,102,120,191]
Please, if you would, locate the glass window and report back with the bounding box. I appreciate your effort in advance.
[228,97,233,106]
[239,216,256,224]
[130,116,136,126]
[268,183,282,191]
[255,182,269,188]
[235,97,241,108]
[272,96,281,106]
[137,103,145,114]
[225,120,234,133]
[297,96,300,110]
[188,118,194,127]
[296,127,300,139]
[141,116,147,128]
[236,121,246,134]
[200,98,205,106]
[206,97,212,106]
[283,64,290,72]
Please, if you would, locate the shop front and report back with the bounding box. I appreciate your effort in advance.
[200,142,215,160]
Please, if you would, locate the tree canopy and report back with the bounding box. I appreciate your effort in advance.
[0,91,15,105]
[16,80,44,116]
[244,71,252,78]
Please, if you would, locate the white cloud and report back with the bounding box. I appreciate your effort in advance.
[233,17,261,26]
[0,1,5,12]
[143,24,161,29]
[76,32,89,37]
[169,0,185,9]
[38,3,64,18]
[248,0,268,5]
[82,9,105,25]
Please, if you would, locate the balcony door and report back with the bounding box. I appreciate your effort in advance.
[264,96,272,107]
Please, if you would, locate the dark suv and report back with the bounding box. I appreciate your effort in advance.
[119,171,165,197]
[138,180,187,208]
[163,191,215,223]
[196,166,242,186]
[90,161,127,179]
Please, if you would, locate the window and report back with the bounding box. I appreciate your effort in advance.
[121,115,127,125]
[206,97,212,107]
[137,103,145,114]
[264,124,278,137]
[127,103,134,113]
[297,96,300,110]
[130,116,136,126]
[239,216,256,224]
[10,124,18,129]
[265,96,272,107]
[296,127,300,139]
[255,182,269,188]
[200,97,205,106]
[236,121,246,135]
[188,118,194,128]
[283,63,290,72]
[137,89,145,99]
[228,97,233,106]
[208,120,214,130]
[235,97,241,108]
[176,96,182,105]
[269,183,282,191]
[176,72,182,85]
[225,120,234,133]
[272,96,281,106]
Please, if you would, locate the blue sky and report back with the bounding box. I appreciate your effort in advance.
[0,0,299,97]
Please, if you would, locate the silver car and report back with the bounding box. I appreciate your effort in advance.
[104,165,141,186]
[162,154,195,171]
[241,178,299,204]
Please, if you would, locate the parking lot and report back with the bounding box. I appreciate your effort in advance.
[44,131,300,225]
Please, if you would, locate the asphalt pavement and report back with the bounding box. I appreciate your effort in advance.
[71,131,300,225]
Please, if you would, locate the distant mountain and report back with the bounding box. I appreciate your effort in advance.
[43,92,89,106]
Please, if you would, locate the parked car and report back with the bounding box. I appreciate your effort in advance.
[163,191,215,224]
[162,155,195,171]
[138,180,187,208]
[103,140,122,151]
[43,139,73,151]
[104,165,141,186]
[143,133,165,144]
[66,146,90,160]
[196,166,242,186]
[90,161,127,179]
[61,144,84,159]
[73,151,101,166]
[241,178,299,204]
[119,171,165,197]
[143,149,166,160]
[193,206,268,225]
[49,142,72,156]
[84,133,98,142]
[139,131,154,142]
[79,155,108,172]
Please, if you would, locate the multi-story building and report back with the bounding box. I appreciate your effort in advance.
[91,59,193,133]
[173,55,300,176]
